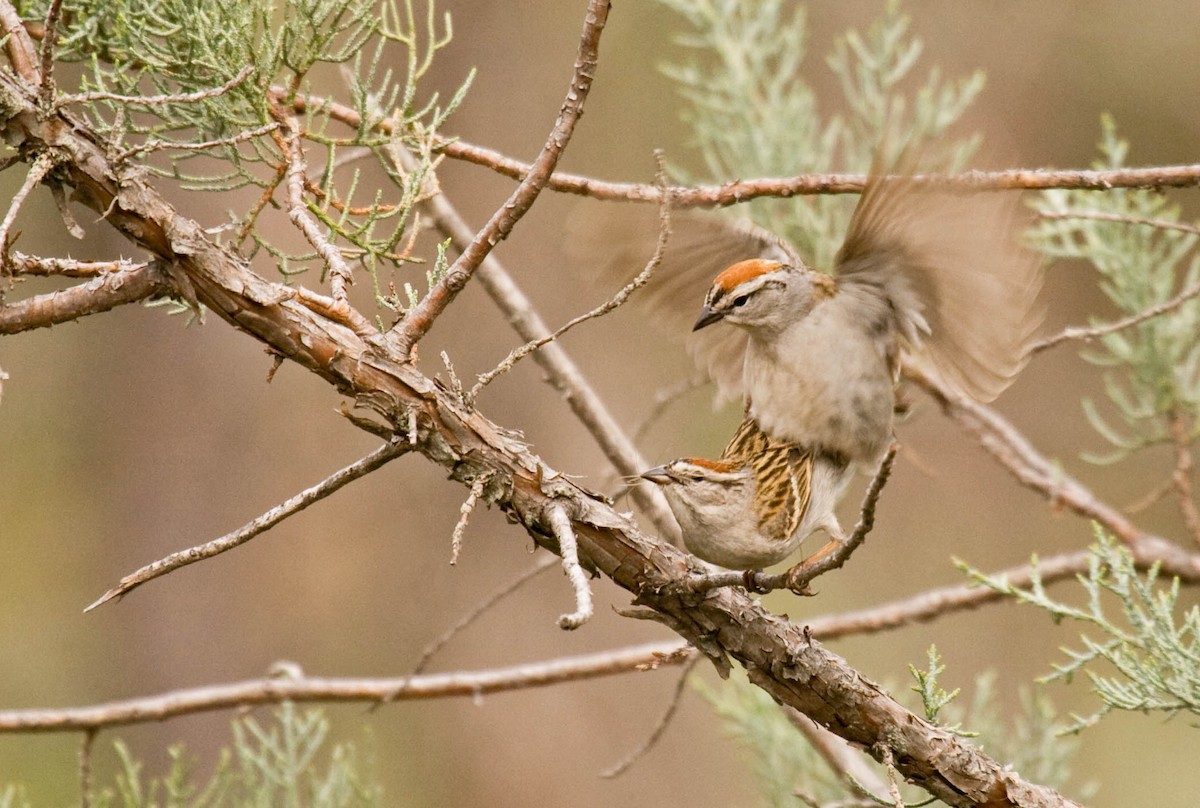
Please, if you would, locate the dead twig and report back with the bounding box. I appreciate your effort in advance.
[1029,276,1200,354]
[390,0,611,354]
[468,149,672,402]
[85,439,411,611]
[449,477,487,565]
[546,501,594,630]
[0,641,690,733]
[601,652,700,779]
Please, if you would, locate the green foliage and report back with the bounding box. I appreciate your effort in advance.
[965,527,1200,733]
[86,704,381,807]
[909,645,972,735]
[658,0,983,267]
[1029,116,1200,464]
[16,0,472,307]
[695,666,1082,808]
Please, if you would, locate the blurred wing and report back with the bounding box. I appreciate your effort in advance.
[836,175,1044,402]
[567,201,801,406]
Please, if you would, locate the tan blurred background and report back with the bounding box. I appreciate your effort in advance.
[2,1,1200,804]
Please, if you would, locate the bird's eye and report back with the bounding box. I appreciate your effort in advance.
[689,475,705,483]
[732,295,749,307]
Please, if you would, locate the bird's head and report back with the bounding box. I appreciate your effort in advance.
[640,457,754,531]
[693,259,832,337]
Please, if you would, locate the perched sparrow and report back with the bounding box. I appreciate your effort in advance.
[641,416,848,570]
[627,171,1041,570]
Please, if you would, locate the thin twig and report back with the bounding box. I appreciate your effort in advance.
[116,121,281,163]
[450,477,486,565]
[0,641,689,733]
[85,440,410,611]
[0,261,170,335]
[0,152,57,267]
[468,150,672,402]
[391,0,611,354]
[1029,276,1200,354]
[36,0,64,109]
[394,140,680,541]
[277,116,354,304]
[547,502,594,630]
[880,746,907,808]
[601,652,700,779]
[1036,208,1200,237]
[682,445,898,594]
[58,64,255,107]
[413,555,559,676]
[632,373,710,444]
[1169,409,1200,546]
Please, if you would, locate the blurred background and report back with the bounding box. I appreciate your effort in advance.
[2,0,1200,804]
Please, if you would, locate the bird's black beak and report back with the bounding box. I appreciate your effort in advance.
[692,304,724,331]
[640,465,672,484]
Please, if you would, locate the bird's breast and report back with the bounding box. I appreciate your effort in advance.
[744,308,895,462]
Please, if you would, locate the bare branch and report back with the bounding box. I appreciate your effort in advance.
[787,709,890,795]
[412,556,559,676]
[0,641,690,733]
[468,150,672,402]
[0,151,57,266]
[80,728,95,808]
[547,502,594,630]
[449,476,486,565]
[907,362,1200,580]
[57,64,255,107]
[116,121,281,163]
[0,261,170,334]
[276,115,354,305]
[284,88,1200,209]
[1029,276,1200,354]
[433,134,1200,205]
[0,1,39,82]
[85,440,410,611]
[601,652,700,778]
[1036,208,1200,237]
[391,0,611,354]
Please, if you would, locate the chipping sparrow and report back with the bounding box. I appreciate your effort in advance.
[633,172,1041,571]
[641,416,847,570]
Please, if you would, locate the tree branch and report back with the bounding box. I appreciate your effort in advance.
[85,439,411,611]
[391,0,610,354]
[0,261,171,334]
[432,135,1200,205]
[0,641,691,733]
[906,360,1200,579]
